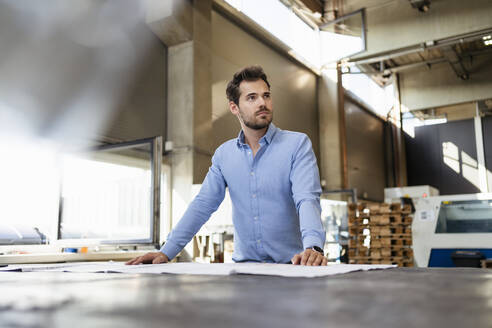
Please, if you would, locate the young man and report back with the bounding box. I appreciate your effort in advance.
[127,66,327,266]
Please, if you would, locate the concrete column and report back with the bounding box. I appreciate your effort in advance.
[318,69,343,195]
[146,0,213,260]
[474,103,489,193]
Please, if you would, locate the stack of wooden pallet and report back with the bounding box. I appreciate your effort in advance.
[348,202,414,267]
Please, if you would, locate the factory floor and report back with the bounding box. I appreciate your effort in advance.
[1,267,491,328]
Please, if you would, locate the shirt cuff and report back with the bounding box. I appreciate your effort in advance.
[160,240,182,261]
[302,234,323,250]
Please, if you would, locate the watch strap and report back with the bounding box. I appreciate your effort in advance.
[309,246,324,254]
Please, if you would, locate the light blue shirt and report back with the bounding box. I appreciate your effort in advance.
[161,123,325,263]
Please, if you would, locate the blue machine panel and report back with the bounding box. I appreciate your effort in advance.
[429,249,492,267]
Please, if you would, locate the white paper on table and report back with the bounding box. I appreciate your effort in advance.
[230,263,396,277]
[41,262,128,273]
[122,262,237,275]
[0,262,89,272]
[44,262,235,275]
[1,262,396,277]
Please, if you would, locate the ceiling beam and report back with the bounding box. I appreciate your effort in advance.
[441,45,469,80]
[347,27,492,65]
[298,0,323,14]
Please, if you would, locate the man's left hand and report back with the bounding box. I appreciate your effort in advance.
[291,248,328,266]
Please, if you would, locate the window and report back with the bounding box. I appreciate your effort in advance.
[0,137,163,249]
[319,9,366,66]
[224,0,321,67]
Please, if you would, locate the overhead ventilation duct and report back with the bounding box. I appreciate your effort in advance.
[409,0,430,12]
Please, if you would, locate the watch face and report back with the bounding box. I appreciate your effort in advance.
[312,246,324,254]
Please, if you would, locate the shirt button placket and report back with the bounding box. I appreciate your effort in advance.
[251,165,261,246]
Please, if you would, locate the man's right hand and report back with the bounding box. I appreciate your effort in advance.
[125,251,169,265]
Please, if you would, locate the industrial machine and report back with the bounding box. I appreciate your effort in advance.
[412,193,492,267]
[384,185,439,204]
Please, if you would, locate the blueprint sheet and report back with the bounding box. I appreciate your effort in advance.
[0,262,396,277]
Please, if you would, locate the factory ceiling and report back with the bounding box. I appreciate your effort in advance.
[349,29,492,85]
[290,0,492,85]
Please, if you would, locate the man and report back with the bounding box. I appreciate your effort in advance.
[127,66,327,266]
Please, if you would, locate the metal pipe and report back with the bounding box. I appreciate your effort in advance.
[319,8,364,28]
[152,136,163,246]
[337,63,349,189]
[348,28,492,65]
[384,57,447,74]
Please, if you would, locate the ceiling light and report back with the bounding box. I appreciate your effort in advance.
[484,40,492,46]
[483,35,491,40]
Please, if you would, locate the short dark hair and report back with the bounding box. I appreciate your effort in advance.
[226,65,271,105]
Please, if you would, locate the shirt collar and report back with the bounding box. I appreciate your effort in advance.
[236,123,278,148]
[262,122,277,144]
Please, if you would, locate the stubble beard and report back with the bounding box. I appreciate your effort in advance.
[239,107,273,130]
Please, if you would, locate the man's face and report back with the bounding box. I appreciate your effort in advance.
[230,79,273,130]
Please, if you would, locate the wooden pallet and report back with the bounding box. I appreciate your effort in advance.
[368,203,391,214]
[369,226,412,236]
[371,237,413,246]
[348,202,412,216]
[481,259,492,268]
[350,217,413,226]
[348,202,414,268]
[368,240,413,249]
[348,239,363,248]
[368,248,414,258]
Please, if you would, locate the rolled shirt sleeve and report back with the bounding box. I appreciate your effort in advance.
[160,149,227,260]
[289,134,326,250]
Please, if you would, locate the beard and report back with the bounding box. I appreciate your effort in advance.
[238,106,273,130]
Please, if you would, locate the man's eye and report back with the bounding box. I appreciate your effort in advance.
[247,95,256,101]
[264,94,271,99]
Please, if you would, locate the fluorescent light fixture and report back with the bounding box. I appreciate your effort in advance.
[482,35,491,40]
[484,40,492,46]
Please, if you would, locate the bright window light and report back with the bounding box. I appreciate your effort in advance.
[0,137,164,246]
[320,31,362,64]
[225,0,320,67]
[60,154,152,241]
[402,112,447,138]
[424,118,447,125]
[224,1,393,120]
[343,73,394,117]
[0,139,60,244]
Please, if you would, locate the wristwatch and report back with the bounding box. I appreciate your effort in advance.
[308,246,324,255]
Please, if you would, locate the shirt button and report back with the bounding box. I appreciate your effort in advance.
[248,151,251,154]
[252,194,256,198]
[250,171,254,176]
[257,240,261,243]
[254,216,258,221]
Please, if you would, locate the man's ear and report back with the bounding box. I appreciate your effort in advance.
[229,101,239,115]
